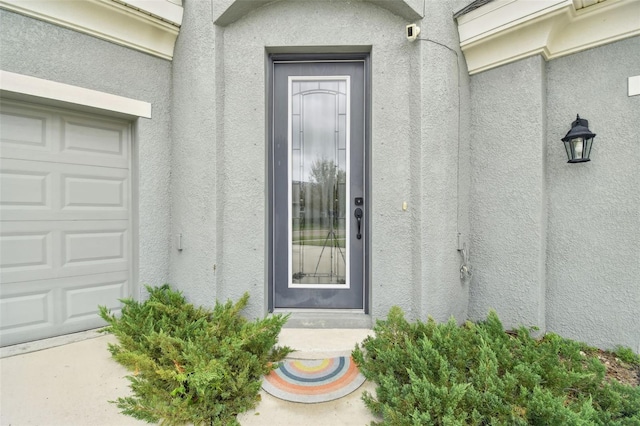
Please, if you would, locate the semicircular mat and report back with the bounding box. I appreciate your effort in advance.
[261,356,366,403]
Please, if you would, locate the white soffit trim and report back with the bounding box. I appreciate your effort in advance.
[629,76,640,97]
[0,70,152,118]
[213,0,422,26]
[0,0,182,60]
[457,0,640,75]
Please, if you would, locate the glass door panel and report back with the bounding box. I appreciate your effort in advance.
[289,77,350,288]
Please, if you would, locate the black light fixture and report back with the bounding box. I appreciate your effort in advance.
[561,114,596,163]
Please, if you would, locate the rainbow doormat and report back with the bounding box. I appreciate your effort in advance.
[261,356,366,403]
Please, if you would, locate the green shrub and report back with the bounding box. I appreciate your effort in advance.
[615,346,640,365]
[353,307,640,425]
[99,284,292,426]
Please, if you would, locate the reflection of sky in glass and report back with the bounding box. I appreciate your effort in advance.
[291,80,347,182]
[302,93,334,180]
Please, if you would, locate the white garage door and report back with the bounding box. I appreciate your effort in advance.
[0,99,131,347]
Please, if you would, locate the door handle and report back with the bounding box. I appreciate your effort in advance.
[354,208,363,240]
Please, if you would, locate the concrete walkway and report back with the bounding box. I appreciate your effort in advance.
[0,329,377,426]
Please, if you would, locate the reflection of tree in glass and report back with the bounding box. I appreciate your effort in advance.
[306,159,346,230]
[309,158,345,187]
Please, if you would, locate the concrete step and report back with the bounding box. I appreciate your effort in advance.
[277,328,372,359]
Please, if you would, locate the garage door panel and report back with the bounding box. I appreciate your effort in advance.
[0,102,129,169]
[0,103,53,151]
[58,113,129,168]
[0,272,127,346]
[61,116,126,157]
[0,289,54,332]
[0,169,52,210]
[64,230,125,265]
[59,163,129,219]
[1,222,60,284]
[1,159,129,221]
[63,174,126,210]
[1,221,129,284]
[0,230,53,274]
[62,225,129,276]
[62,279,126,324]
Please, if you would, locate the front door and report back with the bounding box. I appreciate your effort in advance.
[271,57,367,310]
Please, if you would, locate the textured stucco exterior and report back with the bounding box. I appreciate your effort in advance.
[544,37,640,352]
[0,9,173,299]
[2,0,638,352]
[168,0,472,323]
[469,37,640,351]
[169,0,222,307]
[417,0,472,323]
[468,55,548,331]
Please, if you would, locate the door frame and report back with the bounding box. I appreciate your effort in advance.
[267,52,371,313]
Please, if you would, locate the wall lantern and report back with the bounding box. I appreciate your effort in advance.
[561,114,596,163]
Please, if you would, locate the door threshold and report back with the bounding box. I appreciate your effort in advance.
[274,308,365,314]
[276,310,371,329]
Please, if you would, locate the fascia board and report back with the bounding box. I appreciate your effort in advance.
[547,0,640,58]
[461,16,558,75]
[0,70,152,119]
[457,0,640,75]
[457,0,569,45]
[0,0,181,60]
[122,0,183,26]
[573,0,605,9]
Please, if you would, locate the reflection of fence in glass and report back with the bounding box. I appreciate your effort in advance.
[292,164,346,285]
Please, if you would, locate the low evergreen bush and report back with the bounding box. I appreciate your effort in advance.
[99,285,292,426]
[353,307,640,425]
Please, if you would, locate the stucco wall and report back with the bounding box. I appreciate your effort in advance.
[469,38,640,351]
[169,0,222,305]
[545,37,640,352]
[168,0,471,323]
[220,0,419,320]
[416,0,472,323]
[4,2,636,349]
[468,55,548,330]
[0,10,173,297]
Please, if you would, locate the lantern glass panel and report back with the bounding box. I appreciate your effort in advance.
[564,140,572,161]
[572,137,585,160]
[583,137,593,160]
